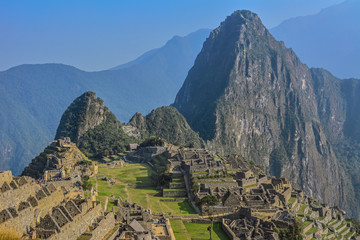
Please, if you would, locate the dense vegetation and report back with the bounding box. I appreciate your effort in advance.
[197,195,219,207]
[129,106,204,148]
[276,220,302,240]
[81,175,93,191]
[139,137,165,148]
[78,116,136,159]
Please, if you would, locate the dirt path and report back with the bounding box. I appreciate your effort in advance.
[124,185,131,202]
[146,194,151,209]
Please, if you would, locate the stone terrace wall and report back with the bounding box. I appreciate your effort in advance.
[89,212,115,240]
[42,201,104,240]
[0,186,65,234]
[0,171,12,184]
[1,206,34,233]
[163,190,187,197]
[0,177,38,210]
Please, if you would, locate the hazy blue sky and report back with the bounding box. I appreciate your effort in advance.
[0,0,344,71]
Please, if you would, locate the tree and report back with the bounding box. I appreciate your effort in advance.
[277,220,302,240]
[196,195,219,240]
[197,195,219,207]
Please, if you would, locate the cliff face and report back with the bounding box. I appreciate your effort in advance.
[128,106,204,148]
[55,91,136,158]
[174,10,359,218]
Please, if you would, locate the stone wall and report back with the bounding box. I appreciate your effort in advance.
[201,182,237,189]
[238,177,257,187]
[281,187,292,203]
[169,182,186,189]
[0,173,66,235]
[0,177,37,210]
[201,206,234,216]
[1,206,33,233]
[0,171,12,184]
[35,201,105,240]
[89,212,115,240]
[162,190,187,197]
[222,219,240,240]
[198,178,234,183]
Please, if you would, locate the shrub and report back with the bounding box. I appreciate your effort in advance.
[140,137,165,147]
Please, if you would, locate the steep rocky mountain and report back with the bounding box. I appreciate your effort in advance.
[55,92,136,158]
[0,29,210,175]
[174,10,360,219]
[128,106,204,148]
[270,0,360,79]
[55,91,113,143]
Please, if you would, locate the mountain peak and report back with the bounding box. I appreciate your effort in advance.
[173,9,346,217]
[55,91,113,143]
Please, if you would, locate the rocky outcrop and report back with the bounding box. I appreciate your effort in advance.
[55,91,136,158]
[174,10,359,218]
[55,91,111,143]
[129,106,204,148]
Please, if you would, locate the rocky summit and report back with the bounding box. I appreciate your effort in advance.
[55,91,136,159]
[174,10,360,219]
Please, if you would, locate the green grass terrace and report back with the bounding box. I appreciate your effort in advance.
[170,219,230,240]
[85,161,196,216]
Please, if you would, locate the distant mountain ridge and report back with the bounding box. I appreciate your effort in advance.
[270,0,360,79]
[110,29,211,71]
[173,10,360,219]
[0,29,211,175]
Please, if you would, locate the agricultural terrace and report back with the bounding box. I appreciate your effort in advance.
[85,159,196,216]
[170,219,230,240]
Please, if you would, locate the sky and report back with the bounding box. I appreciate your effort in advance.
[0,0,345,72]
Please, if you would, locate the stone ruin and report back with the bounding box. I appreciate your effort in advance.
[174,148,359,240]
[116,197,173,240]
[0,170,116,240]
[31,199,115,240]
[22,138,89,180]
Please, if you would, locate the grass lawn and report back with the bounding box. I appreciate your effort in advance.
[160,201,197,215]
[170,220,230,240]
[86,161,196,216]
[288,196,296,205]
[172,177,184,182]
[163,188,187,192]
[77,234,92,240]
[170,219,189,240]
[303,221,313,228]
[297,205,308,215]
[305,227,318,235]
[183,222,230,240]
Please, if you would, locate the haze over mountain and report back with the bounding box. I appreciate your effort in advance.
[174,10,360,219]
[0,29,210,175]
[271,0,360,79]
